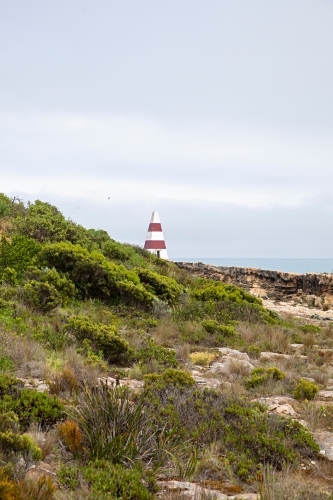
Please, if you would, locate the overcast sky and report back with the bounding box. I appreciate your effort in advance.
[1,0,333,258]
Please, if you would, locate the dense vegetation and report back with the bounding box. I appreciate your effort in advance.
[0,194,332,499]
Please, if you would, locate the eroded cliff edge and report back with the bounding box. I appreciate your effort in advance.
[176,262,333,310]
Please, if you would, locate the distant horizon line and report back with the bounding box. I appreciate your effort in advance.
[171,257,333,260]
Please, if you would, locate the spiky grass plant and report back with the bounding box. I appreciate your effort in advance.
[68,382,176,469]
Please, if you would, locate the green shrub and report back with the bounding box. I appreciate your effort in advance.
[0,236,41,278]
[244,367,286,390]
[299,324,320,334]
[177,280,279,325]
[0,375,21,397]
[192,282,261,305]
[57,463,81,490]
[143,384,319,481]
[22,280,62,312]
[0,356,15,372]
[84,461,154,500]
[66,316,131,364]
[0,389,64,430]
[102,240,137,262]
[0,411,42,478]
[12,199,85,245]
[144,369,195,390]
[202,319,238,339]
[23,266,76,304]
[38,242,154,306]
[0,193,12,218]
[136,268,183,304]
[0,268,18,286]
[22,281,58,312]
[137,339,178,372]
[294,379,319,401]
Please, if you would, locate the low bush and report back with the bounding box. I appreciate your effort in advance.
[177,280,280,325]
[22,281,62,312]
[0,388,64,430]
[23,266,76,304]
[0,468,19,499]
[136,339,178,372]
[38,242,155,307]
[1,268,18,286]
[144,369,195,391]
[143,384,319,481]
[0,374,22,397]
[294,379,319,401]
[68,383,171,467]
[0,411,42,480]
[189,351,217,366]
[201,319,239,346]
[66,315,132,364]
[136,268,183,304]
[299,324,320,334]
[0,236,41,279]
[84,460,154,500]
[57,463,81,490]
[244,367,286,390]
[57,420,82,455]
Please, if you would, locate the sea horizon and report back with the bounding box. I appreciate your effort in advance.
[171,258,333,275]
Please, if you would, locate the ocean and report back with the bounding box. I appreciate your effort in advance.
[172,258,333,275]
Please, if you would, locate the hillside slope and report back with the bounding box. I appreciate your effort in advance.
[0,194,332,499]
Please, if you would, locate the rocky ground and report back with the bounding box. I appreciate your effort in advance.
[262,298,333,323]
[25,298,333,499]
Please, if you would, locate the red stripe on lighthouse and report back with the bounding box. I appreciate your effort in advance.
[144,240,166,250]
[148,222,162,232]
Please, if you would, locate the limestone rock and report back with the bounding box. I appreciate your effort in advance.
[37,383,49,392]
[210,358,254,376]
[158,480,228,499]
[260,352,291,361]
[191,375,222,389]
[217,348,251,362]
[314,431,333,460]
[318,390,333,402]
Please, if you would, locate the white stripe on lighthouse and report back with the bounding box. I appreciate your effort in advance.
[145,231,165,241]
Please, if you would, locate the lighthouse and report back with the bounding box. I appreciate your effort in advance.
[144,211,168,260]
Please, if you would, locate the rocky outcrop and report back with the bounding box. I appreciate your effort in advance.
[176,262,333,307]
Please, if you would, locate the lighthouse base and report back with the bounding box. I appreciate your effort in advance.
[147,249,169,260]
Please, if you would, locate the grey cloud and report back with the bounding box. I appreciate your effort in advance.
[1,1,333,128]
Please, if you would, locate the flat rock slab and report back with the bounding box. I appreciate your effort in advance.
[210,358,254,376]
[314,431,333,460]
[254,396,298,417]
[217,348,251,362]
[158,481,257,499]
[191,375,222,389]
[318,391,333,402]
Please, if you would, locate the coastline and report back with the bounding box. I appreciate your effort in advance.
[176,261,333,322]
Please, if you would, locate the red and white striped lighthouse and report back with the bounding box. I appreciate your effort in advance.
[144,211,168,260]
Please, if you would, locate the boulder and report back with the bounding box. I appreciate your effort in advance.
[217,348,251,362]
[210,358,254,376]
[191,375,222,389]
[158,480,228,499]
[317,390,333,402]
[260,352,291,361]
